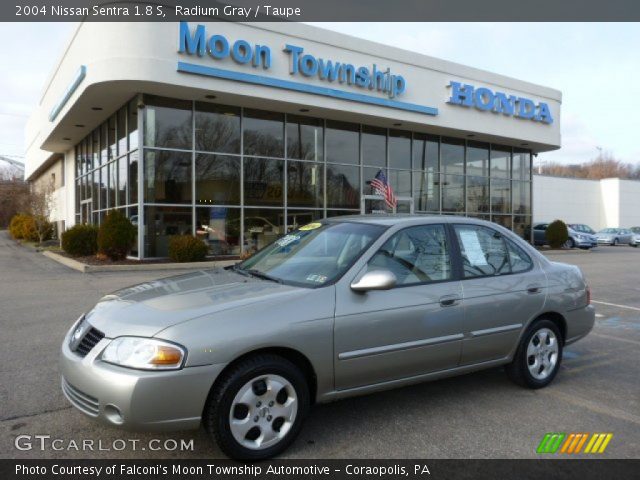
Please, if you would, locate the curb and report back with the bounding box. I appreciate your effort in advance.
[42,250,237,273]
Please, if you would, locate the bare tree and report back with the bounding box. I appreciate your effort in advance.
[539,151,639,180]
[0,179,29,227]
[27,178,55,245]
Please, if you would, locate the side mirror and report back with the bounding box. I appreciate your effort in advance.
[350,270,397,293]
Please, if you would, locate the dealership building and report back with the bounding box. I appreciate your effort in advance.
[25,22,562,258]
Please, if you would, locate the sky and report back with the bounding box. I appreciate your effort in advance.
[1,22,639,169]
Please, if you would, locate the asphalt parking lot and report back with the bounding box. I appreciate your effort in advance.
[0,230,638,459]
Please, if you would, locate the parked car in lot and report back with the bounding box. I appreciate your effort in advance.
[595,228,634,246]
[532,222,597,249]
[630,227,640,247]
[60,216,595,460]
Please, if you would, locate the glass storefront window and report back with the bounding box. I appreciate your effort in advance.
[491,146,511,178]
[441,137,465,175]
[286,210,324,232]
[100,166,107,210]
[514,215,532,242]
[466,176,489,213]
[92,170,100,210]
[243,109,284,158]
[243,157,284,206]
[413,171,439,212]
[195,154,241,205]
[144,96,192,150]
[491,177,511,213]
[512,181,531,215]
[128,206,138,257]
[144,206,193,257]
[326,163,360,209]
[388,169,412,199]
[91,130,99,171]
[326,120,359,165]
[117,106,127,155]
[467,141,489,177]
[412,133,439,171]
[110,161,118,207]
[287,161,323,209]
[441,174,465,212]
[363,166,384,196]
[195,102,241,154]
[127,98,138,152]
[118,156,128,206]
[243,208,285,254]
[513,149,531,182]
[128,151,138,205]
[361,125,386,167]
[144,150,192,204]
[196,207,241,257]
[286,115,323,161]
[492,215,513,230]
[100,123,108,166]
[108,114,117,159]
[389,130,411,170]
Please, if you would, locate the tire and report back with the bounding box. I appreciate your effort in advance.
[203,354,309,460]
[564,238,575,249]
[506,319,563,389]
[613,238,619,246]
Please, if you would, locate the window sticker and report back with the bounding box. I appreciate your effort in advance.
[306,274,328,284]
[458,230,488,266]
[299,222,322,231]
[276,234,300,247]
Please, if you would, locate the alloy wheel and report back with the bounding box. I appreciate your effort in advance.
[526,328,559,380]
[228,374,298,450]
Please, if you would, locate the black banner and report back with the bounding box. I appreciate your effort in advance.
[2,460,640,480]
[4,0,640,22]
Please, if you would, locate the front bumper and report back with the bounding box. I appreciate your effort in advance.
[60,331,226,431]
[596,238,614,245]
[574,238,596,248]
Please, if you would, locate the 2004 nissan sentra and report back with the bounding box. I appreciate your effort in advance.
[60,216,594,460]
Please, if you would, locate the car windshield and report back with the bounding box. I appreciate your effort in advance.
[599,228,617,233]
[631,227,640,233]
[235,221,385,288]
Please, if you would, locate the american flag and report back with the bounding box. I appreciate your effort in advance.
[370,169,397,209]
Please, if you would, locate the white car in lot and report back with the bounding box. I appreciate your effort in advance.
[630,227,640,247]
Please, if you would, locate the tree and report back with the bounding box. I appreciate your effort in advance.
[0,180,29,227]
[27,178,55,245]
[538,151,640,180]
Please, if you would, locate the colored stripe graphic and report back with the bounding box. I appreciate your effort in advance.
[539,433,613,454]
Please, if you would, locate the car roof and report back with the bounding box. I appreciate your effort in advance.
[324,214,499,227]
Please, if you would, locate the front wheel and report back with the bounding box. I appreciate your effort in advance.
[203,354,309,460]
[564,238,575,249]
[506,319,563,389]
[613,238,619,246]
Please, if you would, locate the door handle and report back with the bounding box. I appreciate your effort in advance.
[526,283,542,294]
[439,295,461,307]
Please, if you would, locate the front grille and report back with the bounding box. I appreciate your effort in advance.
[61,378,99,416]
[75,327,105,357]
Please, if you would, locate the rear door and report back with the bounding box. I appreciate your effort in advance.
[452,224,547,365]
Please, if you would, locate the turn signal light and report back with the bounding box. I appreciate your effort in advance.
[151,346,184,365]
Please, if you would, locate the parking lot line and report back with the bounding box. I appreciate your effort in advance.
[592,300,640,312]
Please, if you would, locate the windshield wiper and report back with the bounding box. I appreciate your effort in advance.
[245,269,284,284]
[232,265,283,284]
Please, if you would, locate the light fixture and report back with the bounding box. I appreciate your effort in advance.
[205,94,217,99]
[393,123,402,127]
[74,124,85,128]
[521,143,529,146]
[91,107,103,111]
[299,108,310,112]
[467,134,475,138]
[63,137,71,141]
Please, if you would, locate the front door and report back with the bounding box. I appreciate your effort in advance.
[334,223,464,390]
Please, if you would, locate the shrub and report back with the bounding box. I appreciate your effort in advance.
[8,214,52,243]
[9,214,30,239]
[61,224,99,256]
[98,210,136,260]
[168,235,208,263]
[545,219,569,248]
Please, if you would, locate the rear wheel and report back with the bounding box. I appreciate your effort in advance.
[506,319,563,389]
[203,354,309,460]
[564,238,575,249]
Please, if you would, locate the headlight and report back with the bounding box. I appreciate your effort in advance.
[101,337,186,370]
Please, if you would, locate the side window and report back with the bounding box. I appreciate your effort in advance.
[368,224,452,285]
[454,225,511,278]
[506,239,533,273]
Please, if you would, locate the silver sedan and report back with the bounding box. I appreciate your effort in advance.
[596,228,634,245]
[60,216,595,460]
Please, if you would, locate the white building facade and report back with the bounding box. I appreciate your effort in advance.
[25,22,562,258]
[533,175,640,230]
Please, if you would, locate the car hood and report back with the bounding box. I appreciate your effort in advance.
[83,269,305,338]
